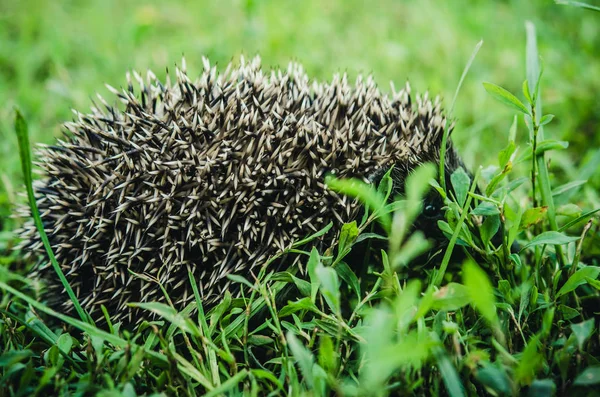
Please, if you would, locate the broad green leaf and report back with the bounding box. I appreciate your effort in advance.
[463,260,498,327]
[318,335,336,373]
[475,362,511,396]
[558,305,580,320]
[574,366,600,386]
[519,207,548,229]
[432,283,470,311]
[395,280,421,333]
[438,221,471,247]
[509,253,522,268]
[539,114,555,126]
[527,379,556,396]
[498,140,516,169]
[311,359,328,396]
[307,247,321,303]
[480,215,500,246]
[515,336,543,385]
[522,80,532,103]
[539,307,555,339]
[208,291,231,334]
[377,166,394,201]
[0,351,33,367]
[125,348,145,382]
[442,320,459,334]
[498,280,513,303]
[517,140,568,163]
[337,221,359,259]
[486,169,512,198]
[56,333,73,356]
[518,282,532,324]
[552,179,587,197]
[451,167,470,207]
[509,114,518,141]
[492,177,528,199]
[286,332,316,387]
[392,231,431,269]
[315,261,341,315]
[355,232,387,244]
[271,272,310,297]
[246,335,274,346]
[585,276,600,291]
[520,231,579,251]
[556,266,600,297]
[335,261,361,298]
[393,164,436,247]
[429,178,447,200]
[571,318,595,350]
[535,139,568,154]
[415,285,435,320]
[471,201,500,216]
[556,204,582,217]
[483,82,530,115]
[279,297,318,317]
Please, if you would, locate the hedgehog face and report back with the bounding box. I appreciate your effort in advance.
[17,56,464,325]
[415,168,461,243]
[419,191,447,237]
[372,154,466,243]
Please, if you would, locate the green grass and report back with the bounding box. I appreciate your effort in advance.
[2,0,600,395]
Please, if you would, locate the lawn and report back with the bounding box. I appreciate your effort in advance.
[1,0,600,395]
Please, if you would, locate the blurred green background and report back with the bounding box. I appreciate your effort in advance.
[1,0,599,231]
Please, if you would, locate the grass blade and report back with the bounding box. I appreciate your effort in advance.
[0,280,124,348]
[524,22,565,266]
[433,346,466,397]
[13,109,89,324]
[440,40,483,190]
[556,0,600,12]
[483,82,530,115]
[450,40,484,115]
[434,167,480,286]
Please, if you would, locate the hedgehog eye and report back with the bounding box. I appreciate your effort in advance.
[423,203,439,218]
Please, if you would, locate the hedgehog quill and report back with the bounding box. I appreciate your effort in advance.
[17,56,466,324]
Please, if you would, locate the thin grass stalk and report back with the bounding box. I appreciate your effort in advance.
[525,22,566,268]
[13,109,89,324]
[433,167,481,286]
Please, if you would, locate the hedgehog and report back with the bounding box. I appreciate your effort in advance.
[17,56,466,324]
